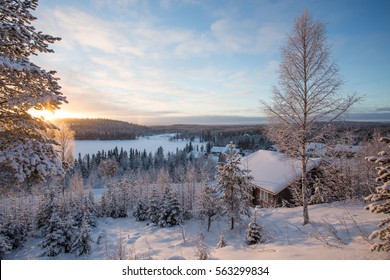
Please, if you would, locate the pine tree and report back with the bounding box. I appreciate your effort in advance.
[0,197,33,250]
[61,201,80,254]
[147,187,160,224]
[216,153,253,230]
[100,181,120,218]
[365,136,390,252]
[0,0,67,187]
[158,186,182,227]
[0,233,11,259]
[36,185,61,234]
[133,200,147,221]
[38,206,66,257]
[245,215,265,245]
[71,215,93,256]
[196,183,219,231]
[83,189,98,227]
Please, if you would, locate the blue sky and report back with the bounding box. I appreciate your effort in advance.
[32,0,390,125]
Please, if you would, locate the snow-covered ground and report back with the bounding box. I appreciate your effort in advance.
[6,200,389,260]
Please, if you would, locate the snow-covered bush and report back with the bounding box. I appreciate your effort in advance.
[98,159,118,179]
[194,233,209,260]
[216,234,227,248]
[365,137,390,252]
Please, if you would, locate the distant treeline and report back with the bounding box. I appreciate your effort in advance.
[57,118,150,140]
[150,124,271,150]
[56,118,390,147]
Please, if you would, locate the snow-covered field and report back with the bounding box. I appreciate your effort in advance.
[74,134,205,157]
[6,200,389,260]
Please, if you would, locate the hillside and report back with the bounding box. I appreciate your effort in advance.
[57,118,150,140]
[5,199,389,260]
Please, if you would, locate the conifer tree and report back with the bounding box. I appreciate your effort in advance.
[196,183,219,231]
[38,205,66,256]
[245,215,265,245]
[133,200,147,221]
[147,187,160,224]
[216,153,253,230]
[71,215,93,256]
[0,0,67,187]
[0,233,11,259]
[158,186,182,227]
[365,137,390,252]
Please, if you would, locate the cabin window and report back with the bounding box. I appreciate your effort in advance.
[260,189,269,202]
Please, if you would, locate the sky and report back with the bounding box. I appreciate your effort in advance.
[31,0,390,125]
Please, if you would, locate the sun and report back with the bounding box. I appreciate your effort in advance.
[28,109,69,121]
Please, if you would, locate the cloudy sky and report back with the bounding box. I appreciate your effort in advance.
[32,0,390,125]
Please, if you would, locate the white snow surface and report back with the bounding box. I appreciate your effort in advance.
[241,150,321,194]
[5,200,389,260]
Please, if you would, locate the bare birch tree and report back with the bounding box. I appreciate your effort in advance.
[50,122,75,169]
[260,10,361,225]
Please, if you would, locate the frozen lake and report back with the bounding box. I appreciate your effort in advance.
[74,134,204,157]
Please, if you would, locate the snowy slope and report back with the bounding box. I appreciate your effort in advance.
[5,200,389,260]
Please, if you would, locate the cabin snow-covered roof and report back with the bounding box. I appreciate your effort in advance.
[211,144,239,155]
[241,150,321,195]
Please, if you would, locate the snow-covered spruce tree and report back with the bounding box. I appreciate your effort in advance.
[0,0,67,188]
[70,215,92,256]
[158,185,182,227]
[36,184,62,233]
[0,196,33,250]
[147,186,160,224]
[195,183,220,231]
[245,215,265,245]
[100,181,119,218]
[133,199,147,221]
[0,233,11,259]
[38,204,66,256]
[60,204,80,254]
[116,176,133,218]
[83,189,98,227]
[216,153,253,230]
[365,136,390,252]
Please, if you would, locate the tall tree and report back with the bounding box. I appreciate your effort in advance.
[216,153,253,230]
[52,122,75,169]
[365,137,390,252]
[0,0,67,187]
[260,10,360,224]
